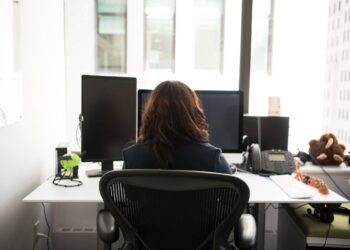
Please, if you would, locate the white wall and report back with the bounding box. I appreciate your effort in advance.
[0,0,65,249]
[65,0,95,152]
[0,1,22,126]
[0,1,15,71]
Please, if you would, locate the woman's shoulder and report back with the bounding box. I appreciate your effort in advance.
[122,142,158,169]
[123,142,150,154]
[177,142,231,174]
[189,142,222,152]
[178,142,222,157]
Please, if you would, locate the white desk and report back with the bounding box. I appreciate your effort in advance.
[23,169,348,204]
[23,167,348,250]
[23,174,101,203]
[237,172,347,204]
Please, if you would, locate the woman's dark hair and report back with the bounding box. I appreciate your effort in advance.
[138,80,209,168]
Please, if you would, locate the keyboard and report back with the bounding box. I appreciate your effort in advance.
[270,174,314,199]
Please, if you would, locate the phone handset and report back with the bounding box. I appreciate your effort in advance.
[249,143,262,172]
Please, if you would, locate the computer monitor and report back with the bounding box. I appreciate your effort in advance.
[243,116,289,151]
[138,90,243,153]
[81,75,136,177]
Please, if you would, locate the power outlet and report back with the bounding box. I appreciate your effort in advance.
[33,220,48,246]
[33,220,40,242]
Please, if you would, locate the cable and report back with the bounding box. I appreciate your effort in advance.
[52,170,83,187]
[264,203,280,211]
[266,201,333,248]
[240,150,250,170]
[323,223,331,248]
[46,175,54,181]
[75,122,81,149]
[309,155,350,201]
[265,203,273,211]
[291,203,308,210]
[41,203,51,250]
[257,117,261,148]
[32,238,37,250]
[32,204,51,250]
[236,167,252,174]
[52,176,83,187]
[265,203,308,211]
[76,114,84,149]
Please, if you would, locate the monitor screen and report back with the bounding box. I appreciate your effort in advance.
[81,75,136,176]
[138,90,243,153]
[243,116,289,151]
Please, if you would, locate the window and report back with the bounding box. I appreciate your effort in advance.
[193,0,224,71]
[96,0,127,72]
[93,0,241,89]
[144,0,175,71]
[251,0,274,75]
[248,0,343,152]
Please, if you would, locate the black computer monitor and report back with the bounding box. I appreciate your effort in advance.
[81,75,136,177]
[243,116,289,151]
[138,90,243,153]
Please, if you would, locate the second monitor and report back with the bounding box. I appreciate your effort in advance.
[243,116,289,151]
[138,90,243,154]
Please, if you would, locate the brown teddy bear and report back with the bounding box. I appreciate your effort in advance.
[308,133,346,166]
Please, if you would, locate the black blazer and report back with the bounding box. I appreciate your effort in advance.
[122,142,232,174]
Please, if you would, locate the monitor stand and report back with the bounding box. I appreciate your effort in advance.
[86,161,114,177]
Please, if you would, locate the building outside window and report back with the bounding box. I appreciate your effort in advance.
[324,0,350,150]
[193,0,224,72]
[68,0,348,155]
[251,0,274,75]
[144,0,175,71]
[248,0,334,152]
[94,0,241,90]
[96,0,127,73]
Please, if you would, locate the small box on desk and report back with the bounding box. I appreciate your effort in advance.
[56,143,68,177]
[277,203,350,250]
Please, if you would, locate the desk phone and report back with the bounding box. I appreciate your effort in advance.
[250,144,295,175]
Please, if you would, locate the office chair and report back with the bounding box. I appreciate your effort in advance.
[98,169,256,250]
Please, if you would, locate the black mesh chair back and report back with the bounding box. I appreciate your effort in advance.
[99,170,250,250]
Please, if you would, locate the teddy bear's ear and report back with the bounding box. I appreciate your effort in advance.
[329,133,339,143]
[325,137,334,149]
[309,139,317,146]
[339,144,346,151]
[329,132,336,138]
[320,134,327,141]
[333,154,343,163]
[317,153,327,160]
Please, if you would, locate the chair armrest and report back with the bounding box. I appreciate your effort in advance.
[97,209,119,244]
[234,214,257,250]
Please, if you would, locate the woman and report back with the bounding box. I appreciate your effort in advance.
[122,80,232,174]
